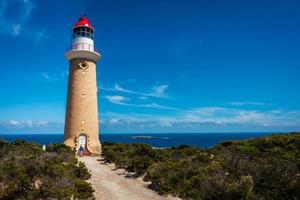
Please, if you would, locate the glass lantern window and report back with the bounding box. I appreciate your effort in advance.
[73,27,94,39]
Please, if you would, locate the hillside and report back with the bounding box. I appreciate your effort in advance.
[0,140,94,199]
[0,133,299,200]
[102,132,300,200]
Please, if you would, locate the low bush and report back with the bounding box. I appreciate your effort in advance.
[102,133,300,200]
[0,139,94,199]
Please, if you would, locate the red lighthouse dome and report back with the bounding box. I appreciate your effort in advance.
[73,16,93,29]
[66,16,100,62]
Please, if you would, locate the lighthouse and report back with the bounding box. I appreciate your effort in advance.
[64,16,101,155]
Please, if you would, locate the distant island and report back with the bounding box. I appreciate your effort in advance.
[0,132,299,199]
[129,135,170,140]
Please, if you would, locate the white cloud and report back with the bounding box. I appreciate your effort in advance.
[1,107,300,133]
[105,95,129,105]
[152,84,169,97]
[114,84,133,93]
[0,0,48,43]
[179,107,300,127]
[98,106,300,131]
[159,121,173,127]
[100,83,170,99]
[227,101,267,106]
[42,72,57,84]
[34,29,47,44]
[42,72,51,80]
[140,103,178,110]
[139,96,148,100]
[3,120,51,128]
[0,120,64,134]
[35,120,48,126]
[9,120,22,125]
[26,120,33,127]
[108,118,119,125]
[41,71,68,84]
[104,95,178,110]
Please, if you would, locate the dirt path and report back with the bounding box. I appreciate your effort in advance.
[78,156,180,200]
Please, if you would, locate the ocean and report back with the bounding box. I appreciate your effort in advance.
[0,132,280,148]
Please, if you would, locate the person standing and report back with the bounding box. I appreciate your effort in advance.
[79,145,84,157]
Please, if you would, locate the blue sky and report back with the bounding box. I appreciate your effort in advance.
[0,0,300,134]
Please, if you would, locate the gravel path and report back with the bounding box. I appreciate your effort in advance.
[79,156,180,200]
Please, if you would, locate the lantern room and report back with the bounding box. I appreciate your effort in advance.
[72,17,94,40]
[73,26,94,40]
[70,16,95,52]
[65,16,100,62]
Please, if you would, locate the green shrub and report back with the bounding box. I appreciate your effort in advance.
[0,140,94,199]
[102,132,300,200]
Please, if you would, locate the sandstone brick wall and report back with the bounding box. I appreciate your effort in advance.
[64,58,101,154]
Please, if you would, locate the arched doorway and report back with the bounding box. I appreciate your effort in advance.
[77,133,91,156]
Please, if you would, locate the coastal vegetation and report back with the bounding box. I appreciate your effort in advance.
[102,132,300,200]
[0,139,94,199]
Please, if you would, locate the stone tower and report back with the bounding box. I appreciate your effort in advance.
[64,16,101,155]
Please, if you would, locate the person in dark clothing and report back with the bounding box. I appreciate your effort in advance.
[79,145,84,156]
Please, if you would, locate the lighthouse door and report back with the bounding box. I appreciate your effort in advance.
[77,134,91,156]
[78,134,86,149]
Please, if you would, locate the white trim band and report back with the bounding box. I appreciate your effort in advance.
[65,50,101,62]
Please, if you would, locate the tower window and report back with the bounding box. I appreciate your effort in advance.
[81,94,86,98]
[73,26,94,39]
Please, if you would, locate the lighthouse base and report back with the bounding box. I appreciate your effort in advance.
[64,135,102,156]
[87,142,102,155]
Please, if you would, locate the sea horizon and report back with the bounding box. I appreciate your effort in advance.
[0,131,289,135]
[0,132,290,148]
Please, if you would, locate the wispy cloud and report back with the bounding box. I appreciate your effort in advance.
[102,91,299,128]
[152,84,169,97]
[41,71,68,84]
[0,120,62,128]
[100,112,175,129]
[100,83,170,99]
[42,72,52,82]
[104,95,178,110]
[2,107,300,133]
[105,95,129,105]
[98,107,300,132]
[180,107,295,126]
[0,119,64,134]
[140,103,178,110]
[0,0,48,43]
[34,29,47,44]
[227,101,267,106]
[139,96,149,100]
